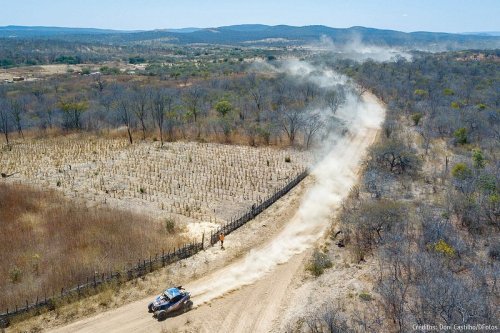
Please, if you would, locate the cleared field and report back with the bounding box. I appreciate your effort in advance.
[0,136,310,236]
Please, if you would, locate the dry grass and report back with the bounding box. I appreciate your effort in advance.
[0,183,185,312]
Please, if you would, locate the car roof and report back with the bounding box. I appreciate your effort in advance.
[165,287,182,299]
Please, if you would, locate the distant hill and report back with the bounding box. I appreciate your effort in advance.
[162,28,202,34]
[462,31,500,37]
[0,25,127,38]
[1,24,499,49]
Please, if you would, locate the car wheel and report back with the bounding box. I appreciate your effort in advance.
[148,302,154,313]
[157,310,168,321]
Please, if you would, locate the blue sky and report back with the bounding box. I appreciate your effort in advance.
[2,0,499,32]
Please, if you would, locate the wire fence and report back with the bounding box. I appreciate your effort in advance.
[209,169,308,245]
[0,168,308,328]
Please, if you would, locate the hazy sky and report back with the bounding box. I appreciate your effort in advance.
[1,0,499,33]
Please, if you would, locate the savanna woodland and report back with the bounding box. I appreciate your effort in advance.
[0,23,498,333]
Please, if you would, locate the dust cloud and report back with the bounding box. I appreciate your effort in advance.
[188,62,385,305]
[312,35,413,62]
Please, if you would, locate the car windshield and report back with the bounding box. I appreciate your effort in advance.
[171,295,183,303]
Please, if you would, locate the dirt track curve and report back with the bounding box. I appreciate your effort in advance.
[48,94,385,333]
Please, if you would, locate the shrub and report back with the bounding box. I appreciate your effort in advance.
[306,250,332,276]
[443,88,455,96]
[411,113,423,126]
[472,149,486,169]
[371,139,421,175]
[165,218,176,234]
[414,89,427,96]
[358,292,373,301]
[451,163,471,180]
[129,56,146,64]
[97,288,114,307]
[8,266,23,283]
[432,239,456,257]
[285,156,291,163]
[453,127,468,145]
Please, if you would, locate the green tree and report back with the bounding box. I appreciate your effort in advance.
[58,100,89,130]
[453,127,468,145]
[215,100,232,117]
[472,149,486,169]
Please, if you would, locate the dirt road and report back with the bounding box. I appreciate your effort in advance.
[48,94,385,333]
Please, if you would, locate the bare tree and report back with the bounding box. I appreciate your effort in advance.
[324,86,346,115]
[151,88,174,146]
[249,81,267,123]
[0,99,11,145]
[112,86,135,144]
[93,73,106,93]
[9,96,28,139]
[279,106,304,146]
[303,111,325,149]
[132,87,150,140]
[183,86,204,123]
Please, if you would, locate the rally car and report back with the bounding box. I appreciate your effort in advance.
[148,286,193,321]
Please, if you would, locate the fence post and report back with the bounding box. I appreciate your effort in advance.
[202,232,205,249]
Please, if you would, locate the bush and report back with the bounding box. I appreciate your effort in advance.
[414,89,427,96]
[8,266,23,283]
[477,103,487,110]
[306,249,332,276]
[443,88,455,96]
[129,56,146,64]
[411,113,423,126]
[285,156,291,163]
[432,239,456,257]
[371,139,421,175]
[358,292,373,301]
[472,149,486,169]
[453,127,468,145]
[165,218,176,234]
[451,163,471,180]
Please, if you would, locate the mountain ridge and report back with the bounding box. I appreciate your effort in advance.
[1,24,499,49]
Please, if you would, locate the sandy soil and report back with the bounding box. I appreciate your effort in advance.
[41,93,385,333]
